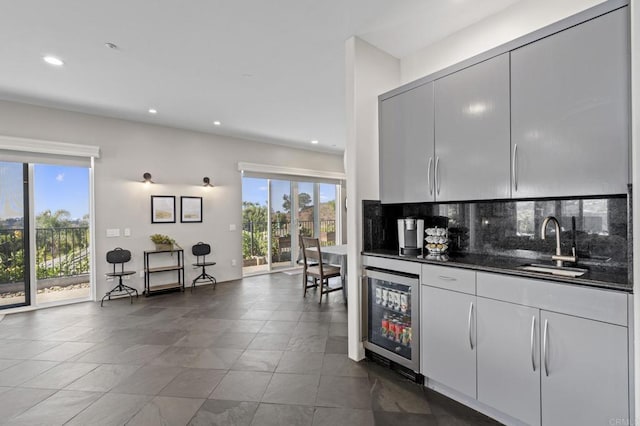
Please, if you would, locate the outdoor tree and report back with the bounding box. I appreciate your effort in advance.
[36,209,72,228]
[282,193,312,212]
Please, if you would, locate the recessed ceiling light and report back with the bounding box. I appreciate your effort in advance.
[311,140,319,144]
[213,121,221,126]
[43,56,64,66]
[148,108,157,114]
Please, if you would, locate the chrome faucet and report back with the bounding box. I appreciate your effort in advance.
[541,216,577,267]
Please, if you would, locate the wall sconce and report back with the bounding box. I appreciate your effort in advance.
[142,172,154,184]
[203,177,214,187]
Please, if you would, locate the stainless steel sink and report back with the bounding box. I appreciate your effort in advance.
[517,264,588,278]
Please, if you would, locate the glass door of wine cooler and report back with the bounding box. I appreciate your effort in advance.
[363,268,419,372]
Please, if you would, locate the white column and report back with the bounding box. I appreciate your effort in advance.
[345,37,399,361]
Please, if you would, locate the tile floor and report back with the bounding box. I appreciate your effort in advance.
[0,273,502,425]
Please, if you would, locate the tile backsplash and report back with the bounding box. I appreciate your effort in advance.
[363,192,630,270]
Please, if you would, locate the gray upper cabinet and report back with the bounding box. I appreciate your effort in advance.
[379,83,435,203]
[511,7,630,198]
[434,54,511,201]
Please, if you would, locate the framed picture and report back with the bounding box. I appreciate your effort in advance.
[151,195,176,223]
[181,196,203,223]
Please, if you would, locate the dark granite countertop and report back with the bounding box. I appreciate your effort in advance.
[362,249,632,293]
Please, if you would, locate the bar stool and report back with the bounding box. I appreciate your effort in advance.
[192,242,217,291]
[102,248,138,307]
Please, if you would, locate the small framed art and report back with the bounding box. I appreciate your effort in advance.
[181,196,203,223]
[151,195,176,223]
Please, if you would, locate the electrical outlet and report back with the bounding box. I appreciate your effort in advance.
[124,228,131,237]
[229,224,236,231]
[231,259,237,266]
[139,271,144,277]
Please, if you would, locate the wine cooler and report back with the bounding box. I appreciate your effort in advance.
[362,267,420,372]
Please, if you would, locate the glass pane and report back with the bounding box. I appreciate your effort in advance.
[271,180,293,270]
[34,164,91,304]
[368,277,413,360]
[297,182,314,238]
[0,162,28,307]
[319,183,337,246]
[242,177,269,275]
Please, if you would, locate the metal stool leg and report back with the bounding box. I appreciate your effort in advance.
[191,266,216,291]
[101,277,139,307]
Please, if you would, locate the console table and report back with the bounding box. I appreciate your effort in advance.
[143,249,185,295]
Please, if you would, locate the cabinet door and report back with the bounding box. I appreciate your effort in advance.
[476,297,540,426]
[379,83,435,203]
[541,311,629,426]
[511,7,629,198]
[434,53,510,201]
[421,285,476,398]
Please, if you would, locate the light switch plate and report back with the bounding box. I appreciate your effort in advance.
[106,228,120,237]
[229,224,236,231]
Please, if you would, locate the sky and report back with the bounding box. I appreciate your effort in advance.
[0,162,89,221]
[34,164,89,220]
[242,177,336,211]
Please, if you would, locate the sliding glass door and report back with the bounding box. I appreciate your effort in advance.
[271,179,293,270]
[0,162,29,308]
[319,183,337,246]
[0,161,92,310]
[34,164,91,304]
[242,176,341,276]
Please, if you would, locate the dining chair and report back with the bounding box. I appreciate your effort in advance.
[300,236,342,304]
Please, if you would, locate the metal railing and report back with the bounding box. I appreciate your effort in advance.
[243,220,336,260]
[0,227,90,283]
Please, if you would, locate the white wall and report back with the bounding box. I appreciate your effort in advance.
[0,100,344,299]
[401,0,606,84]
[345,37,399,360]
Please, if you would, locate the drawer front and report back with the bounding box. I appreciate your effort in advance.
[421,264,476,294]
[477,272,628,326]
[362,256,421,275]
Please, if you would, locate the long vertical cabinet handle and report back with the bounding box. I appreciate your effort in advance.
[543,319,549,376]
[468,302,474,350]
[435,156,441,196]
[427,157,434,195]
[513,143,518,192]
[530,316,536,372]
[361,275,368,342]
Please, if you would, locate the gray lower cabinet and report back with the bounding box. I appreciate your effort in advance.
[541,310,629,426]
[434,53,511,201]
[379,82,435,203]
[421,285,476,398]
[476,297,541,425]
[511,7,629,198]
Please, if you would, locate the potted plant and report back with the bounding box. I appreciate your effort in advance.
[150,234,175,251]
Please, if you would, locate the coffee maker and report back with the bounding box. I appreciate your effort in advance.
[397,218,424,256]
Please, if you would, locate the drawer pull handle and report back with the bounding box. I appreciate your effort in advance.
[437,275,457,281]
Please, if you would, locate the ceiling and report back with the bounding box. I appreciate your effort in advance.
[0,0,522,153]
